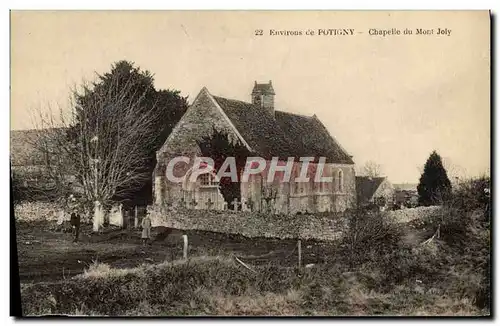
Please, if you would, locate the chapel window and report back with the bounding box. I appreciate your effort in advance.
[199,173,218,187]
[337,170,344,192]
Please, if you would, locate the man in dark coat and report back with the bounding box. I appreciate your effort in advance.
[70,211,81,242]
[68,194,81,242]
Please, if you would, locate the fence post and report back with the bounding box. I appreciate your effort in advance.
[297,239,302,269]
[183,234,188,260]
[134,206,138,228]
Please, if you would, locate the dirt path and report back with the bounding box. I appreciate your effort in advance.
[15,220,336,283]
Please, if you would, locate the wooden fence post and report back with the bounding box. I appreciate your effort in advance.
[134,206,138,228]
[297,239,302,269]
[183,234,188,260]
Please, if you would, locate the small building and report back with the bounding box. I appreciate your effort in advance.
[11,128,80,200]
[355,176,395,211]
[393,183,419,208]
[11,129,51,184]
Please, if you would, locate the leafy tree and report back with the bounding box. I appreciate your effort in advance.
[73,61,188,205]
[417,151,452,206]
[32,60,188,230]
[197,128,251,209]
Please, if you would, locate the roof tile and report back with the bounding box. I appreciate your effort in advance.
[213,95,354,164]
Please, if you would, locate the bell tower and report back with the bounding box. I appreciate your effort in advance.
[251,80,275,116]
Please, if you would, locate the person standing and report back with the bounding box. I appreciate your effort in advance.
[70,211,81,242]
[68,194,81,242]
[141,215,152,245]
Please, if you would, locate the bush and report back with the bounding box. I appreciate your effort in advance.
[21,250,488,316]
[447,177,490,219]
[341,208,402,268]
[347,210,399,247]
[416,177,491,310]
[21,256,298,316]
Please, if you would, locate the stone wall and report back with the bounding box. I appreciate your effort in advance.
[14,201,63,222]
[14,201,130,226]
[147,205,442,241]
[385,205,441,223]
[14,200,441,242]
[147,206,347,241]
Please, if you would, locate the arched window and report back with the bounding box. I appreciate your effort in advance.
[337,170,344,192]
[294,166,302,194]
[198,173,218,187]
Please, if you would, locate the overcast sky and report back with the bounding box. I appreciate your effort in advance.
[10,11,490,183]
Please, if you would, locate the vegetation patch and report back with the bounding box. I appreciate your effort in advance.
[19,177,490,316]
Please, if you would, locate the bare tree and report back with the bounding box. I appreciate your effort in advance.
[31,75,161,231]
[362,160,383,178]
[27,108,76,203]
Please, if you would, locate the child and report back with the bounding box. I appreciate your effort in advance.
[141,215,152,245]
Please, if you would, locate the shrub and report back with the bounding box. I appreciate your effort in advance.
[447,177,490,219]
[20,252,488,316]
[417,151,452,206]
[345,209,401,250]
[417,177,491,311]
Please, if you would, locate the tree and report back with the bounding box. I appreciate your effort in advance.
[32,61,188,231]
[197,128,251,209]
[362,160,382,177]
[74,61,188,205]
[417,151,452,206]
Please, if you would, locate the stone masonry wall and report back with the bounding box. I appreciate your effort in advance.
[14,201,62,222]
[147,205,442,241]
[147,205,347,241]
[385,205,441,223]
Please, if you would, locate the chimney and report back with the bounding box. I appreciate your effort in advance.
[251,80,275,116]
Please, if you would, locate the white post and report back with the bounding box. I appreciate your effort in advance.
[57,209,65,225]
[93,200,103,232]
[183,234,188,260]
[298,239,302,269]
[119,203,124,228]
[134,206,138,228]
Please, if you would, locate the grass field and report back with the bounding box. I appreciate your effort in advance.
[16,207,490,316]
[15,178,491,316]
[15,220,334,283]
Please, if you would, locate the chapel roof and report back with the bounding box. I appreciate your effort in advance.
[212,95,355,164]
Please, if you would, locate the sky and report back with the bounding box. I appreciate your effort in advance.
[10,11,490,184]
